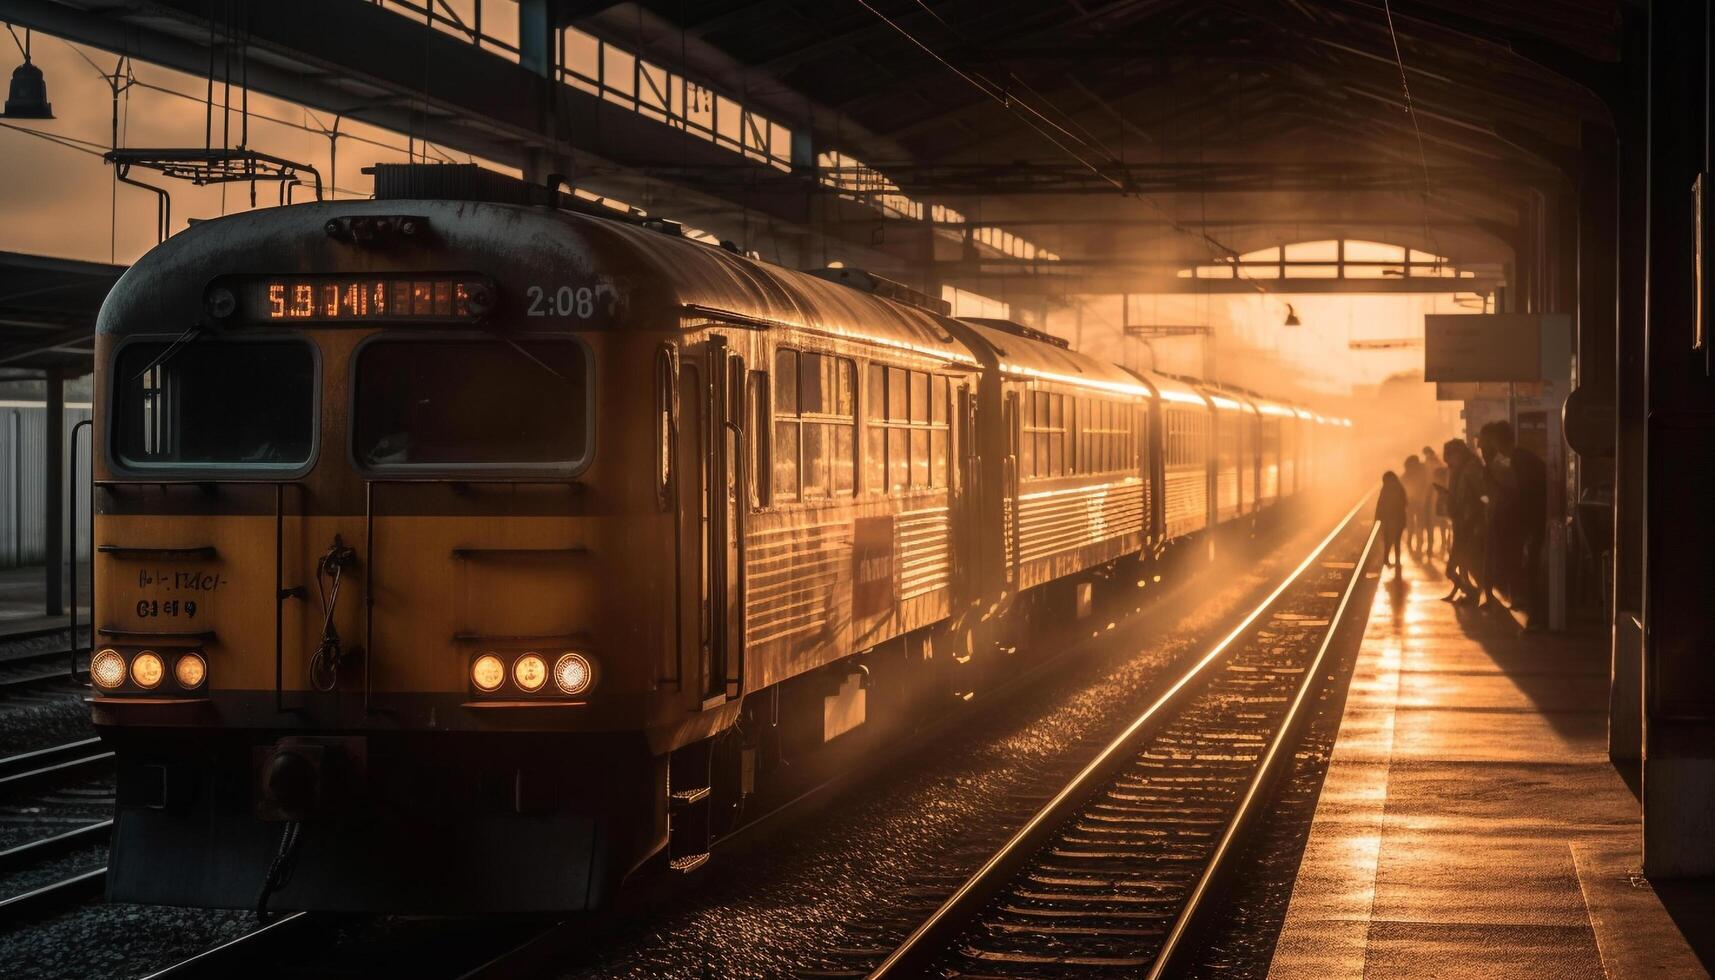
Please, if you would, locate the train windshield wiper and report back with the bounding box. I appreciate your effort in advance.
[482,328,567,384]
[130,322,207,381]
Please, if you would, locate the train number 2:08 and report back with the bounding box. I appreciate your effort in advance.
[525,285,597,319]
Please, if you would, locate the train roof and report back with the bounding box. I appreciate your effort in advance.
[97,198,978,368]
[950,318,1153,397]
[585,216,979,365]
[1198,385,1253,414]
[1121,368,1207,407]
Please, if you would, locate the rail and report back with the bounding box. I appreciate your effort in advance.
[868,498,1375,978]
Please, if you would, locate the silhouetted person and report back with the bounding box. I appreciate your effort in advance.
[1422,445,1447,555]
[1402,455,1428,554]
[1487,421,1548,628]
[1443,439,1485,603]
[1478,421,1520,612]
[1376,470,1407,571]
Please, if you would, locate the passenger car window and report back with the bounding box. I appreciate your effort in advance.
[866,365,950,493]
[771,348,855,502]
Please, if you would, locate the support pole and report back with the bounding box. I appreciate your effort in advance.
[1641,0,1715,878]
[517,0,563,186]
[43,369,64,618]
[1612,12,1649,765]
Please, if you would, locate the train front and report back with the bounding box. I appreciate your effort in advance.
[88,196,681,913]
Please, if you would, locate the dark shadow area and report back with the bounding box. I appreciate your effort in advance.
[1652,879,1715,974]
[1400,551,1610,743]
[1614,756,1642,802]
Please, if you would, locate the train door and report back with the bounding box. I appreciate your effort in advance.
[699,336,746,706]
[954,382,979,595]
[1003,390,1021,588]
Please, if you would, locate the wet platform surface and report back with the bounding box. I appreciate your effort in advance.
[1269,552,1710,980]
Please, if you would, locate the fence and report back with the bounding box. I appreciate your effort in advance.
[0,402,93,568]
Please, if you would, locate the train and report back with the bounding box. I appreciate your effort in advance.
[87,164,1352,914]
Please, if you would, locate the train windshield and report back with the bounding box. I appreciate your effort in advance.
[111,338,316,471]
[353,337,590,469]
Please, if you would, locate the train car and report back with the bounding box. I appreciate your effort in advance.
[1130,371,1210,542]
[1202,387,1248,523]
[1285,406,1312,497]
[85,164,1342,916]
[1252,396,1294,508]
[948,318,1153,596]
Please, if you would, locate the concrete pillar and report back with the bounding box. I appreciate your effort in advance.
[43,369,63,617]
[1611,11,1650,765]
[1574,122,1626,758]
[1577,123,1619,426]
[1641,0,1715,878]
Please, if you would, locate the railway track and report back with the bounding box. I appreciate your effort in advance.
[864,504,1379,979]
[0,626,90,697]
[0,511,1366,976]
[0,738,117,928]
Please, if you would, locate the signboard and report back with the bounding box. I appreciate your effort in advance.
[1424,314,1560,382]
[851,516,895,619]
[1434,381,1544,401]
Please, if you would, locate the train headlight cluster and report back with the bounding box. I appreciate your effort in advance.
[553,653,592,696]
[470,654,506,693]
[472,651,596,698]
[90,648,208,693]
[131,652,165,689]
[91,649,127,690]
[174,653,207,689]
[512,654,548,693]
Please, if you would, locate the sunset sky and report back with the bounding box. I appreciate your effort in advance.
[1,29,493,264]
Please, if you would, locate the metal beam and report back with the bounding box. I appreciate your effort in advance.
[0,328,99,367]
[0,0,885,253]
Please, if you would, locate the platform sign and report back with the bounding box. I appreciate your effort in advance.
[1424,314,1559,382]
[1435,381,1544,401]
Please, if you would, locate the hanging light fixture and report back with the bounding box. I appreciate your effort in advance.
[4,27,53,119]
[1283,303,1301,327]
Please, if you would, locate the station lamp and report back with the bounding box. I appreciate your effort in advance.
[4,27,52,119]
[1283,304,1302,327]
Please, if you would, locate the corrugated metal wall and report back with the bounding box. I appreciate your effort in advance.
[0,402,93,568]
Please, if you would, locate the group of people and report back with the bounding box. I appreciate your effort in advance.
[1374,421,1548,627]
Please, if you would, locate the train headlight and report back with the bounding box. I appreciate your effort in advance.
[471,654,505,693]
[174,653,207,689]
[131,651,165,690]
[553,653,593,696]
[512,654,547,693]
[91,649,126,690]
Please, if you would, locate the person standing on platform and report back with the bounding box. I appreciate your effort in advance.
[1488,421,1548,628]
[1422,445,1447,555]
[1478,422,1520,612]
[1402,455,1429,555]
[1376,471,1408,572]
[1443,439,1485,603]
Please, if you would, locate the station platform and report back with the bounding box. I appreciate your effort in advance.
[0,564,88,638]
[1269,552,1711,980]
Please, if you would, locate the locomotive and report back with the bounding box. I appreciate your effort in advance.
[87,165,1350,913]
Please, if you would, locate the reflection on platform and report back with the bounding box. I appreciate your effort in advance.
[1267,551,1707,980]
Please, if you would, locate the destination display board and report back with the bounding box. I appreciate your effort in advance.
[1423,313,1554,382]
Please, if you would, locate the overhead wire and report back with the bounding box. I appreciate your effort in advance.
[854,0,1277,301]
[1381,0,1439,265]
